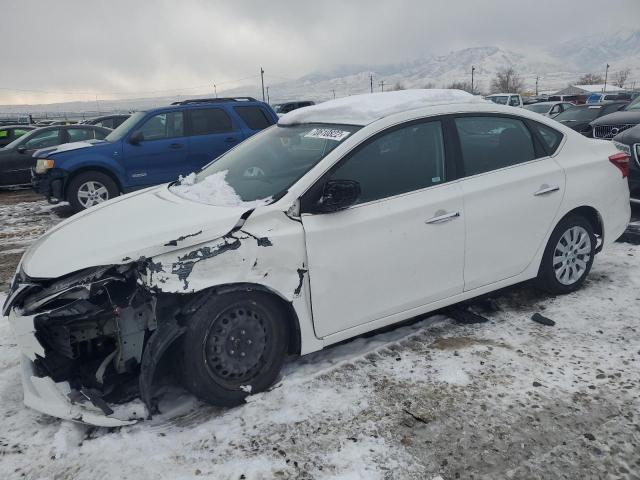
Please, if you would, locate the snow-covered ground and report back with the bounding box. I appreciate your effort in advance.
[1,191,639,479]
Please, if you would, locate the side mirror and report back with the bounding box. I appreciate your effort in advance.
[129,130,144,145]
[315,180,361,213]
[17,146,27,154]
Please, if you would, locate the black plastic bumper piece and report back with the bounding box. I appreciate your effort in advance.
[33,169,66,203]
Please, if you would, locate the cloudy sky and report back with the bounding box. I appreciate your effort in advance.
[1,0,638,105]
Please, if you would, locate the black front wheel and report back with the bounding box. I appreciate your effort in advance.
[182,292,290,406]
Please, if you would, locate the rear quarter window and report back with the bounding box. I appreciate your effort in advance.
[531,122,564,155]
[234,106,274,130]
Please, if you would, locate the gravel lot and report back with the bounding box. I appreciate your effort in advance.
[1,189,639,480]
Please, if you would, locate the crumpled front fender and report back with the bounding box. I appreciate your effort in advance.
[144,209,323,355]
[145,210,307,301]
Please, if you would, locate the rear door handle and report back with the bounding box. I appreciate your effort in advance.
[534,185,560,196]
[169,143,183,149]
[225,137,239,143]
[425,211,460,224]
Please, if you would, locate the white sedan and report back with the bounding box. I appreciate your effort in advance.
[3,89,631,425]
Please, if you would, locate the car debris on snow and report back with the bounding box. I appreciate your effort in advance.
[531,312,556,326]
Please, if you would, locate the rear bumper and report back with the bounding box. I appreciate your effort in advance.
[604,187,632,247]
[8,307,136,427]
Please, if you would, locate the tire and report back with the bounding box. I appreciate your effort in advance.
[535,214,596,294]
[66,171,119,212]
[182,291,289,407]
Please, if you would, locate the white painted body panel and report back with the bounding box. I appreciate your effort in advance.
[461,157,565,290]
[22,185,249,279]
[302,182,464,337]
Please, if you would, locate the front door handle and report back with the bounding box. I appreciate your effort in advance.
[169,143,183,149]
[425,210,460,224]
[534,185,560,196]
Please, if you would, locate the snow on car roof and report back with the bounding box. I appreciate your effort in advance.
[278,89,485,126]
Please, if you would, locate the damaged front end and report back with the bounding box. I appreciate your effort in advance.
[4,263,184,426]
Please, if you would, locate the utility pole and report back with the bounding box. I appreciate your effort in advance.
[213,83,217,98]
[471,66,476,94]
[379,80,385,92]
[260,67,265,101]
[332,89,335,99]
[603,63,610,92]
[266,86,270,104]
[370,73,373,93]
[535,76,539,96]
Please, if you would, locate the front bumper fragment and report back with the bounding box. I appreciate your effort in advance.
[32,168,66,204]
[8,307,136,427]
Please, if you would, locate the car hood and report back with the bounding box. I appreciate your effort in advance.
[591,110,640,126]
[34,139,109,158]
[21,185,251,279]
[558,120,590,132]
[613,124,640,144]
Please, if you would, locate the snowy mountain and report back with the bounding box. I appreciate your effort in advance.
[550,29,640,71]
[1,30,639,114]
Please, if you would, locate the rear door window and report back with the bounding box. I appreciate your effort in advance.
[233,106,274,130]
[454,116,537,176]
[188,108,233,135]
[67,128,96,142]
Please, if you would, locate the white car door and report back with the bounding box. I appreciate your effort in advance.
[301,119,465,338]
[453,115,566,291]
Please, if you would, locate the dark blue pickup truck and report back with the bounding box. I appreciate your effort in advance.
[33,97,278,212]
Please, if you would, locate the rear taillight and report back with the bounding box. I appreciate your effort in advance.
[609,151,630,178]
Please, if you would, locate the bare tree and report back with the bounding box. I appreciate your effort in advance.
[423,82,436,89]
[491,67,524,93]
[578,73,604,84]
[447,81,473,93]
[391,82,406,91]
[614,68,631,88]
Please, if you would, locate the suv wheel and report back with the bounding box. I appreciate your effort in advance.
[67,171,119,212]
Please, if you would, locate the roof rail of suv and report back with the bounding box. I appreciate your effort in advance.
[170,97,258,105]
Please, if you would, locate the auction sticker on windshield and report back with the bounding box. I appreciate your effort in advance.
[304,128,351,141]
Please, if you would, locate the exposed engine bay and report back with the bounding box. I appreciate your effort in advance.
[4,262,194,422]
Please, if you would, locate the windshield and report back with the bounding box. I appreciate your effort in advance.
[627,96,640,111]
[487,96,508,105]
[3,128,39,150]
[554,106,601,122]
[171,123,360,204]
[524,104,550,113]
[104,111,144,142]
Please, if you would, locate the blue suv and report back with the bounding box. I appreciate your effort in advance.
[32,97,278,212]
